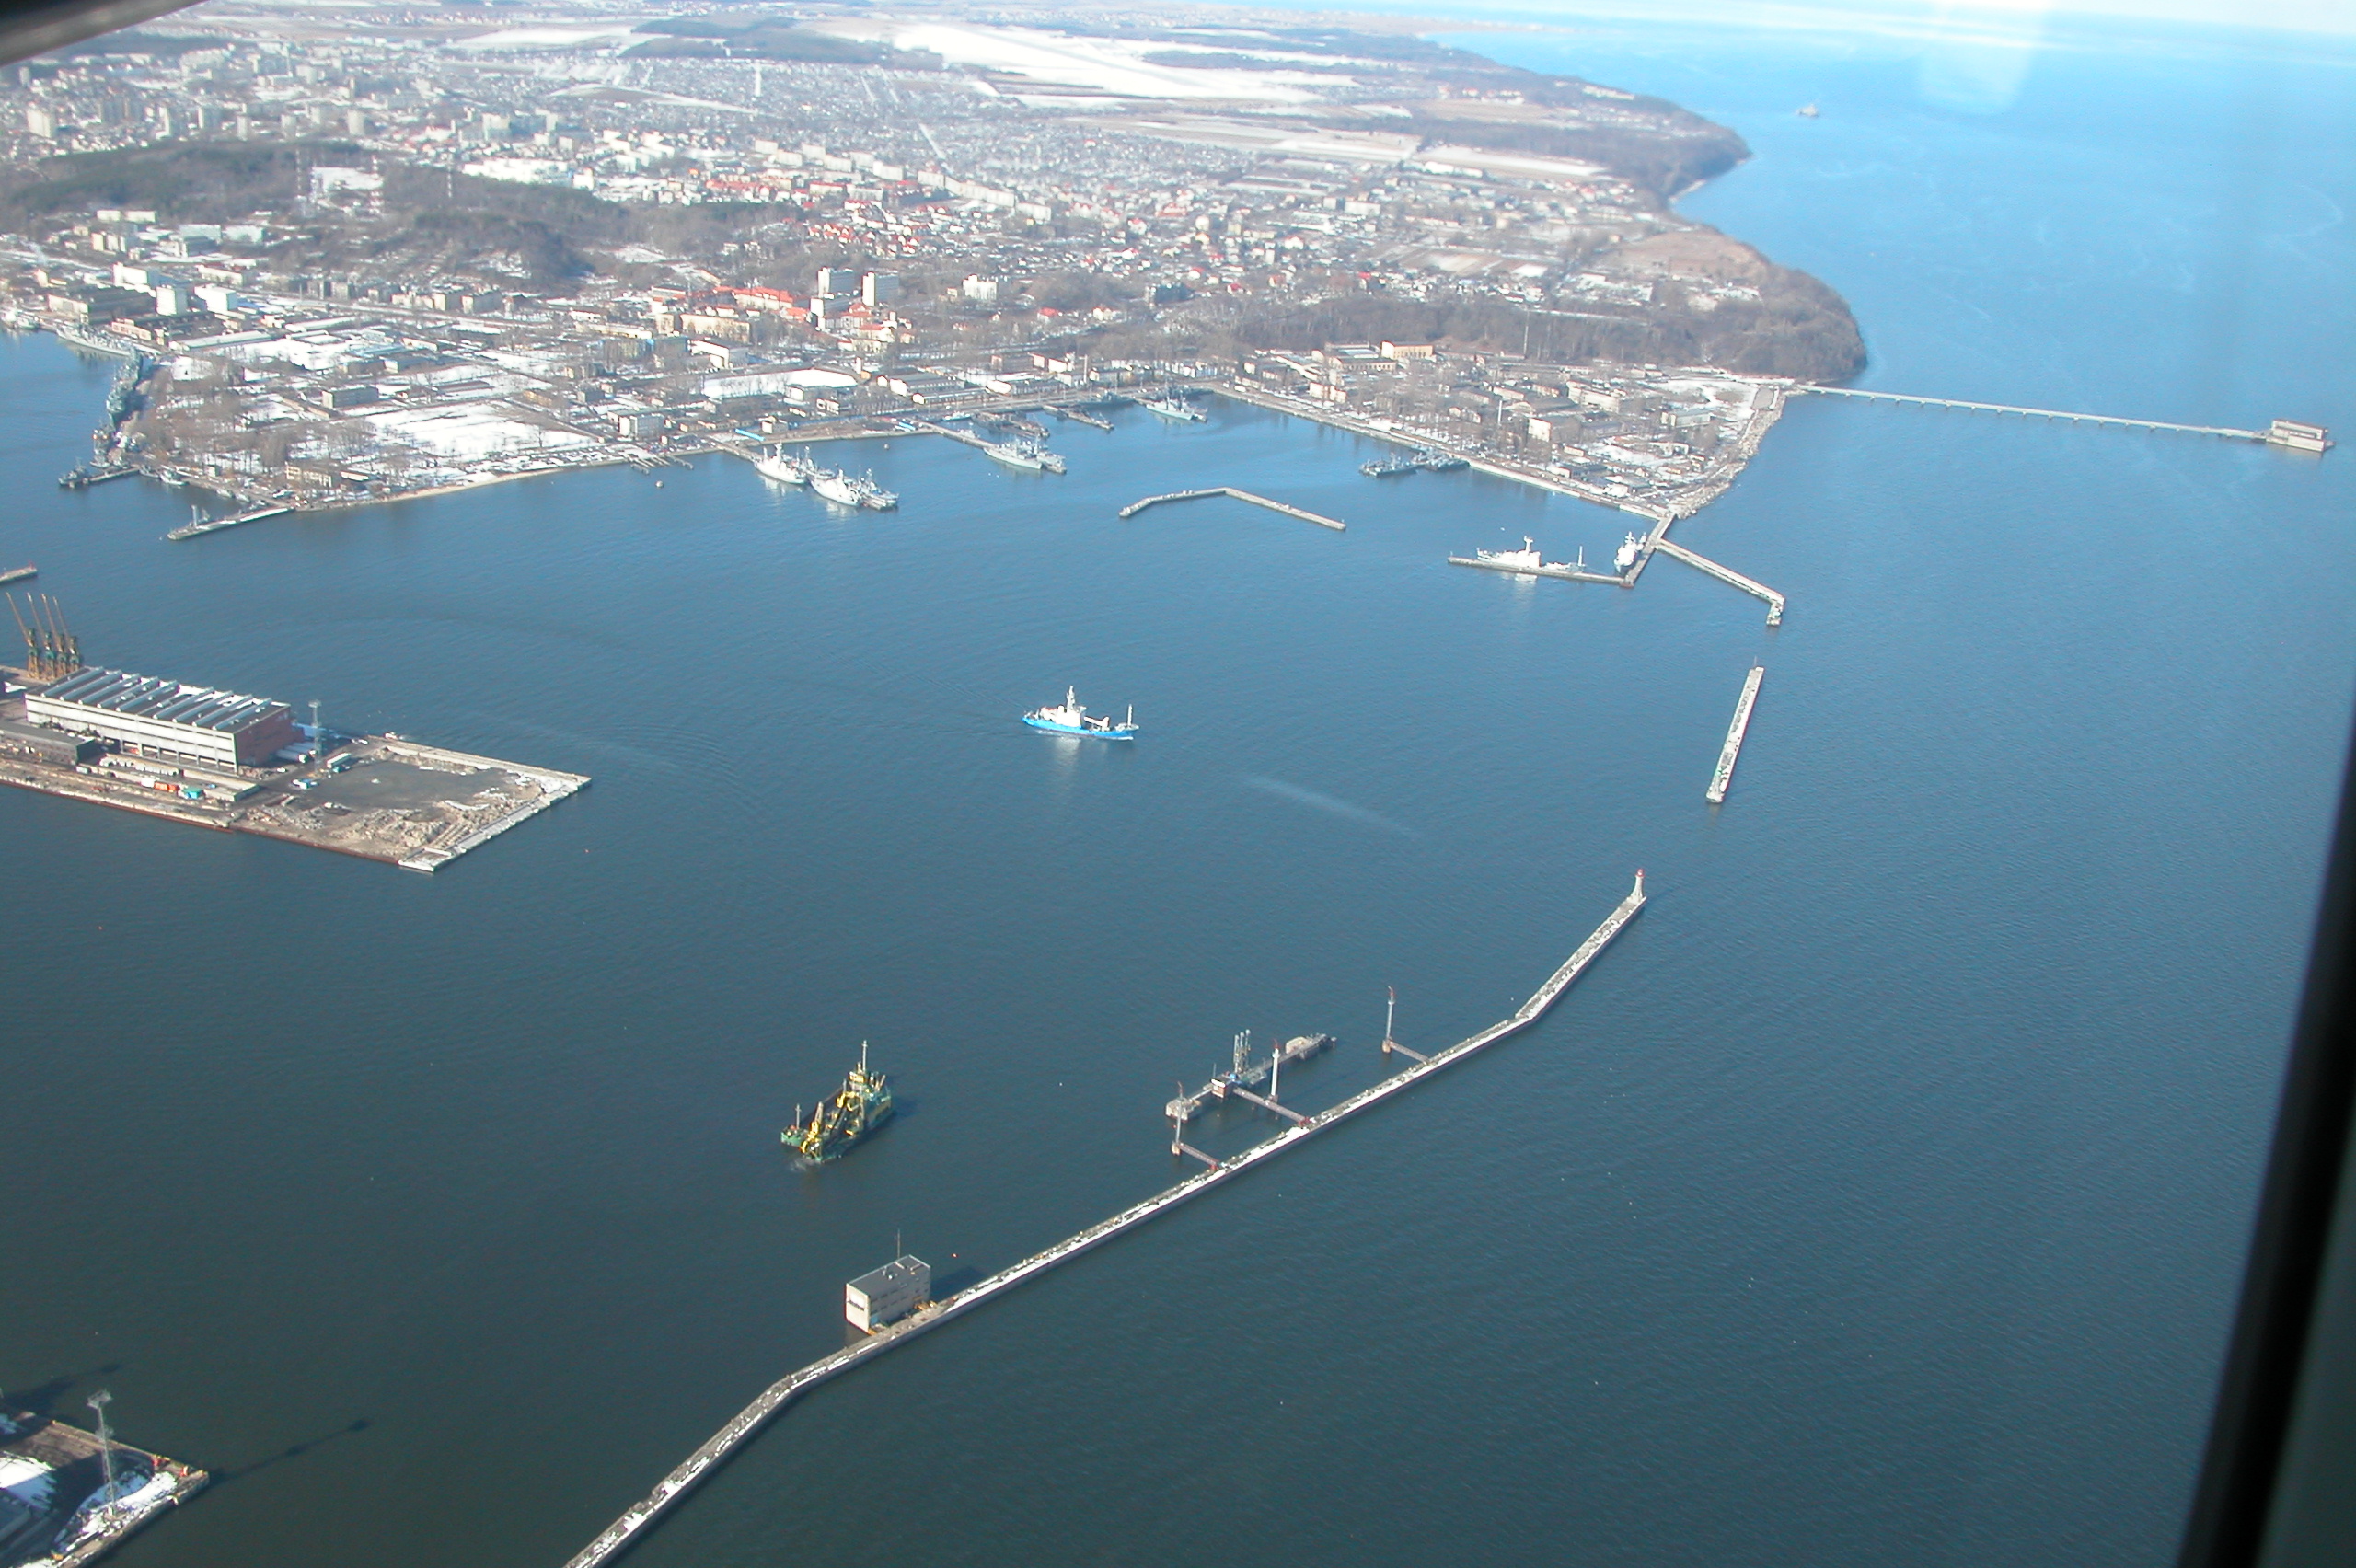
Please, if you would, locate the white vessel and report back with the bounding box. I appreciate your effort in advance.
[753,446,814,485]
[811,467,862,506]
[1476,536,1545,573]
[811,468,896,509]
[1614,531,1644,571]
[1142,392,1207,421]
[983,437,1066,473]
[1023,686,1137,740]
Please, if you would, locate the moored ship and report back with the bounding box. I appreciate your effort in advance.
[1476,536,1546,572]
[1142,392,1206,421]
[753,446,815,485]
[1023,686,1138,740]
[1360,447,1467,478]
[812,468,898,510]
[983,436,1066,473]
[1614,531,1644,571]
[783,1042,895,1163]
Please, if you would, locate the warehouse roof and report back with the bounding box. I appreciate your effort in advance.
[39,666,286,733]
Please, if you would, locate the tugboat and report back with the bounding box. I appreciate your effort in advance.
[783,1042,895,1163]
[1023,686,1138,740]
[1142,391,1207,421]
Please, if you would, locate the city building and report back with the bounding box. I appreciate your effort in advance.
[27,667,299,767]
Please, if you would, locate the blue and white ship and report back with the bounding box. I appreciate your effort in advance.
[1023,686,1138,740]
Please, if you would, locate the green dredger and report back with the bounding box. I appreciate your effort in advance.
[783,1042,894,1162]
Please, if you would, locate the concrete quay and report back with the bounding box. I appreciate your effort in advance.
[1118,486,1345,530]
[0,697,587,873]
[1707,665,1766,804]
[1649,537,1785,626]
[1794,386,2333,450]
[561,871,1648,1568]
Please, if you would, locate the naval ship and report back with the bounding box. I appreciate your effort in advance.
[783,1043,895,1163]
[1141,392,1206,421]
[1023,686,1138,740]
[983,436,1067,473]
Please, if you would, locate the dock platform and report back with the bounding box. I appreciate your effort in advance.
[0,1409,207,1566]
[1650,538,1785,626]
[1118,487,1345,530]
[561,872,1648,1568]
[1796,386,2330,451]
[1707,665,1766,804]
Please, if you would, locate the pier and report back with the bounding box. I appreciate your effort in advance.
[164,506,289,542]
[1649,538,1785,626]
[1118,487,1345,530]
[561,871,1647,1568]
[1795,386,2330,451]
[1707,665,1766,805]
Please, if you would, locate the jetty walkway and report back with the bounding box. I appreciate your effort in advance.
[1650,538,1785,626]
[1795,386,2271,441]
[560,871,1647,1568]
[1119,487,1345,530]
[1707,666,1766,804]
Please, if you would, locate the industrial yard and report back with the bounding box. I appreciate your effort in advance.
[0,636,587,871]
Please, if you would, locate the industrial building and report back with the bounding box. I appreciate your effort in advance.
[26,666,297,768]
[845,1255,930,1333]
[0,718,101,766]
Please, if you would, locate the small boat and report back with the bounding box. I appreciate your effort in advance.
[783,1042,895,1163]
[0,565,33,585]
[753,445,814,485]
[1142,392,1207,422]
[1475,536,1545,573]
[1796,102,1820,118]
[983,437,1066,473]
[1023,686,1138,740]
[1614,531,1644,571]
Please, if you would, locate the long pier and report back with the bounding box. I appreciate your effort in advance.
[1118,487,1345,530]
[561,871,1646,1568]
[1706,665,1766,805]
[1795,385,2269,441]
[1650,538,1785,626]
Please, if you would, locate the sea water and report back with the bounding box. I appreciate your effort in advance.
[4,14,2353,1567]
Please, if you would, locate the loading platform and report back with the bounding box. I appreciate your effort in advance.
[560,871,1648,1568]
[1118,488,1345,530]
[1649,538,1785,626]
[1707,665,1766,804]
